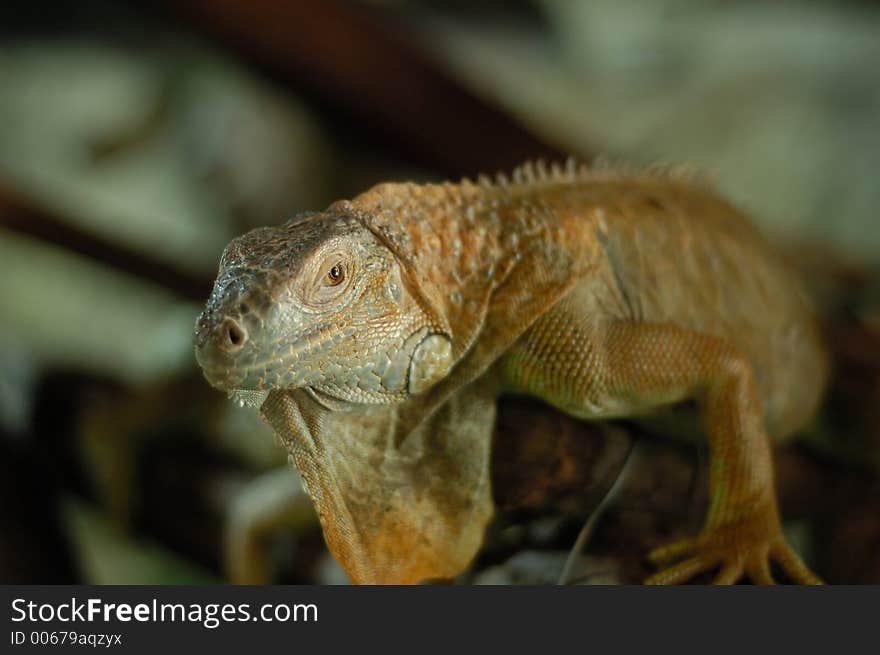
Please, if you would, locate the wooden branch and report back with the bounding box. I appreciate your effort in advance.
[0,180,210,301]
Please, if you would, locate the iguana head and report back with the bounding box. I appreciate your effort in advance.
[194,207,453,407]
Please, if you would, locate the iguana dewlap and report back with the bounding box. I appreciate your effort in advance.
[194,160,828,584]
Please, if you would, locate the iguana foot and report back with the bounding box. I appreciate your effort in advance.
[644,515,823,585]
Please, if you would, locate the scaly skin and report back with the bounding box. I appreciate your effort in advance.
[195,160,828,584]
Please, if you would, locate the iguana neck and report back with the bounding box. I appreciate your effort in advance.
[342,177,564,360]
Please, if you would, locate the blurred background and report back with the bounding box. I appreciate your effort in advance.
[1,0,879,585]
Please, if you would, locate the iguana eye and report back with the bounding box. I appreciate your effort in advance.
[326,262,345,286]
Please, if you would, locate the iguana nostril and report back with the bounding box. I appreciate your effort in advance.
[221,318,247,351]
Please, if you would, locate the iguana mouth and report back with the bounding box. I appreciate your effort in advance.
[195,356,247,391]
[305,386,355,411]
[228,389,270,409]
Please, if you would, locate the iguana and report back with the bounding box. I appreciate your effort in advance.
[194,160,828,584]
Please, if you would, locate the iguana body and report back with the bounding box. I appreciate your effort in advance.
[195,160,827,584]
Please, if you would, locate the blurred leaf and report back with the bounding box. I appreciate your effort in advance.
[62,496,219,585]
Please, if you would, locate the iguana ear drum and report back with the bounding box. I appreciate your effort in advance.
[408,333,453,394]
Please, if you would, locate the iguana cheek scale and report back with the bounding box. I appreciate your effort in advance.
[195,159,827,584]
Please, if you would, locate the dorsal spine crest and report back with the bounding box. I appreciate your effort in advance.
[456,157,711,193]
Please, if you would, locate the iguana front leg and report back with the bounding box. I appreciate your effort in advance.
[504,312,822,584]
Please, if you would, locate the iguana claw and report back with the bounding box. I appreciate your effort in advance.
[645,521,823,585]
